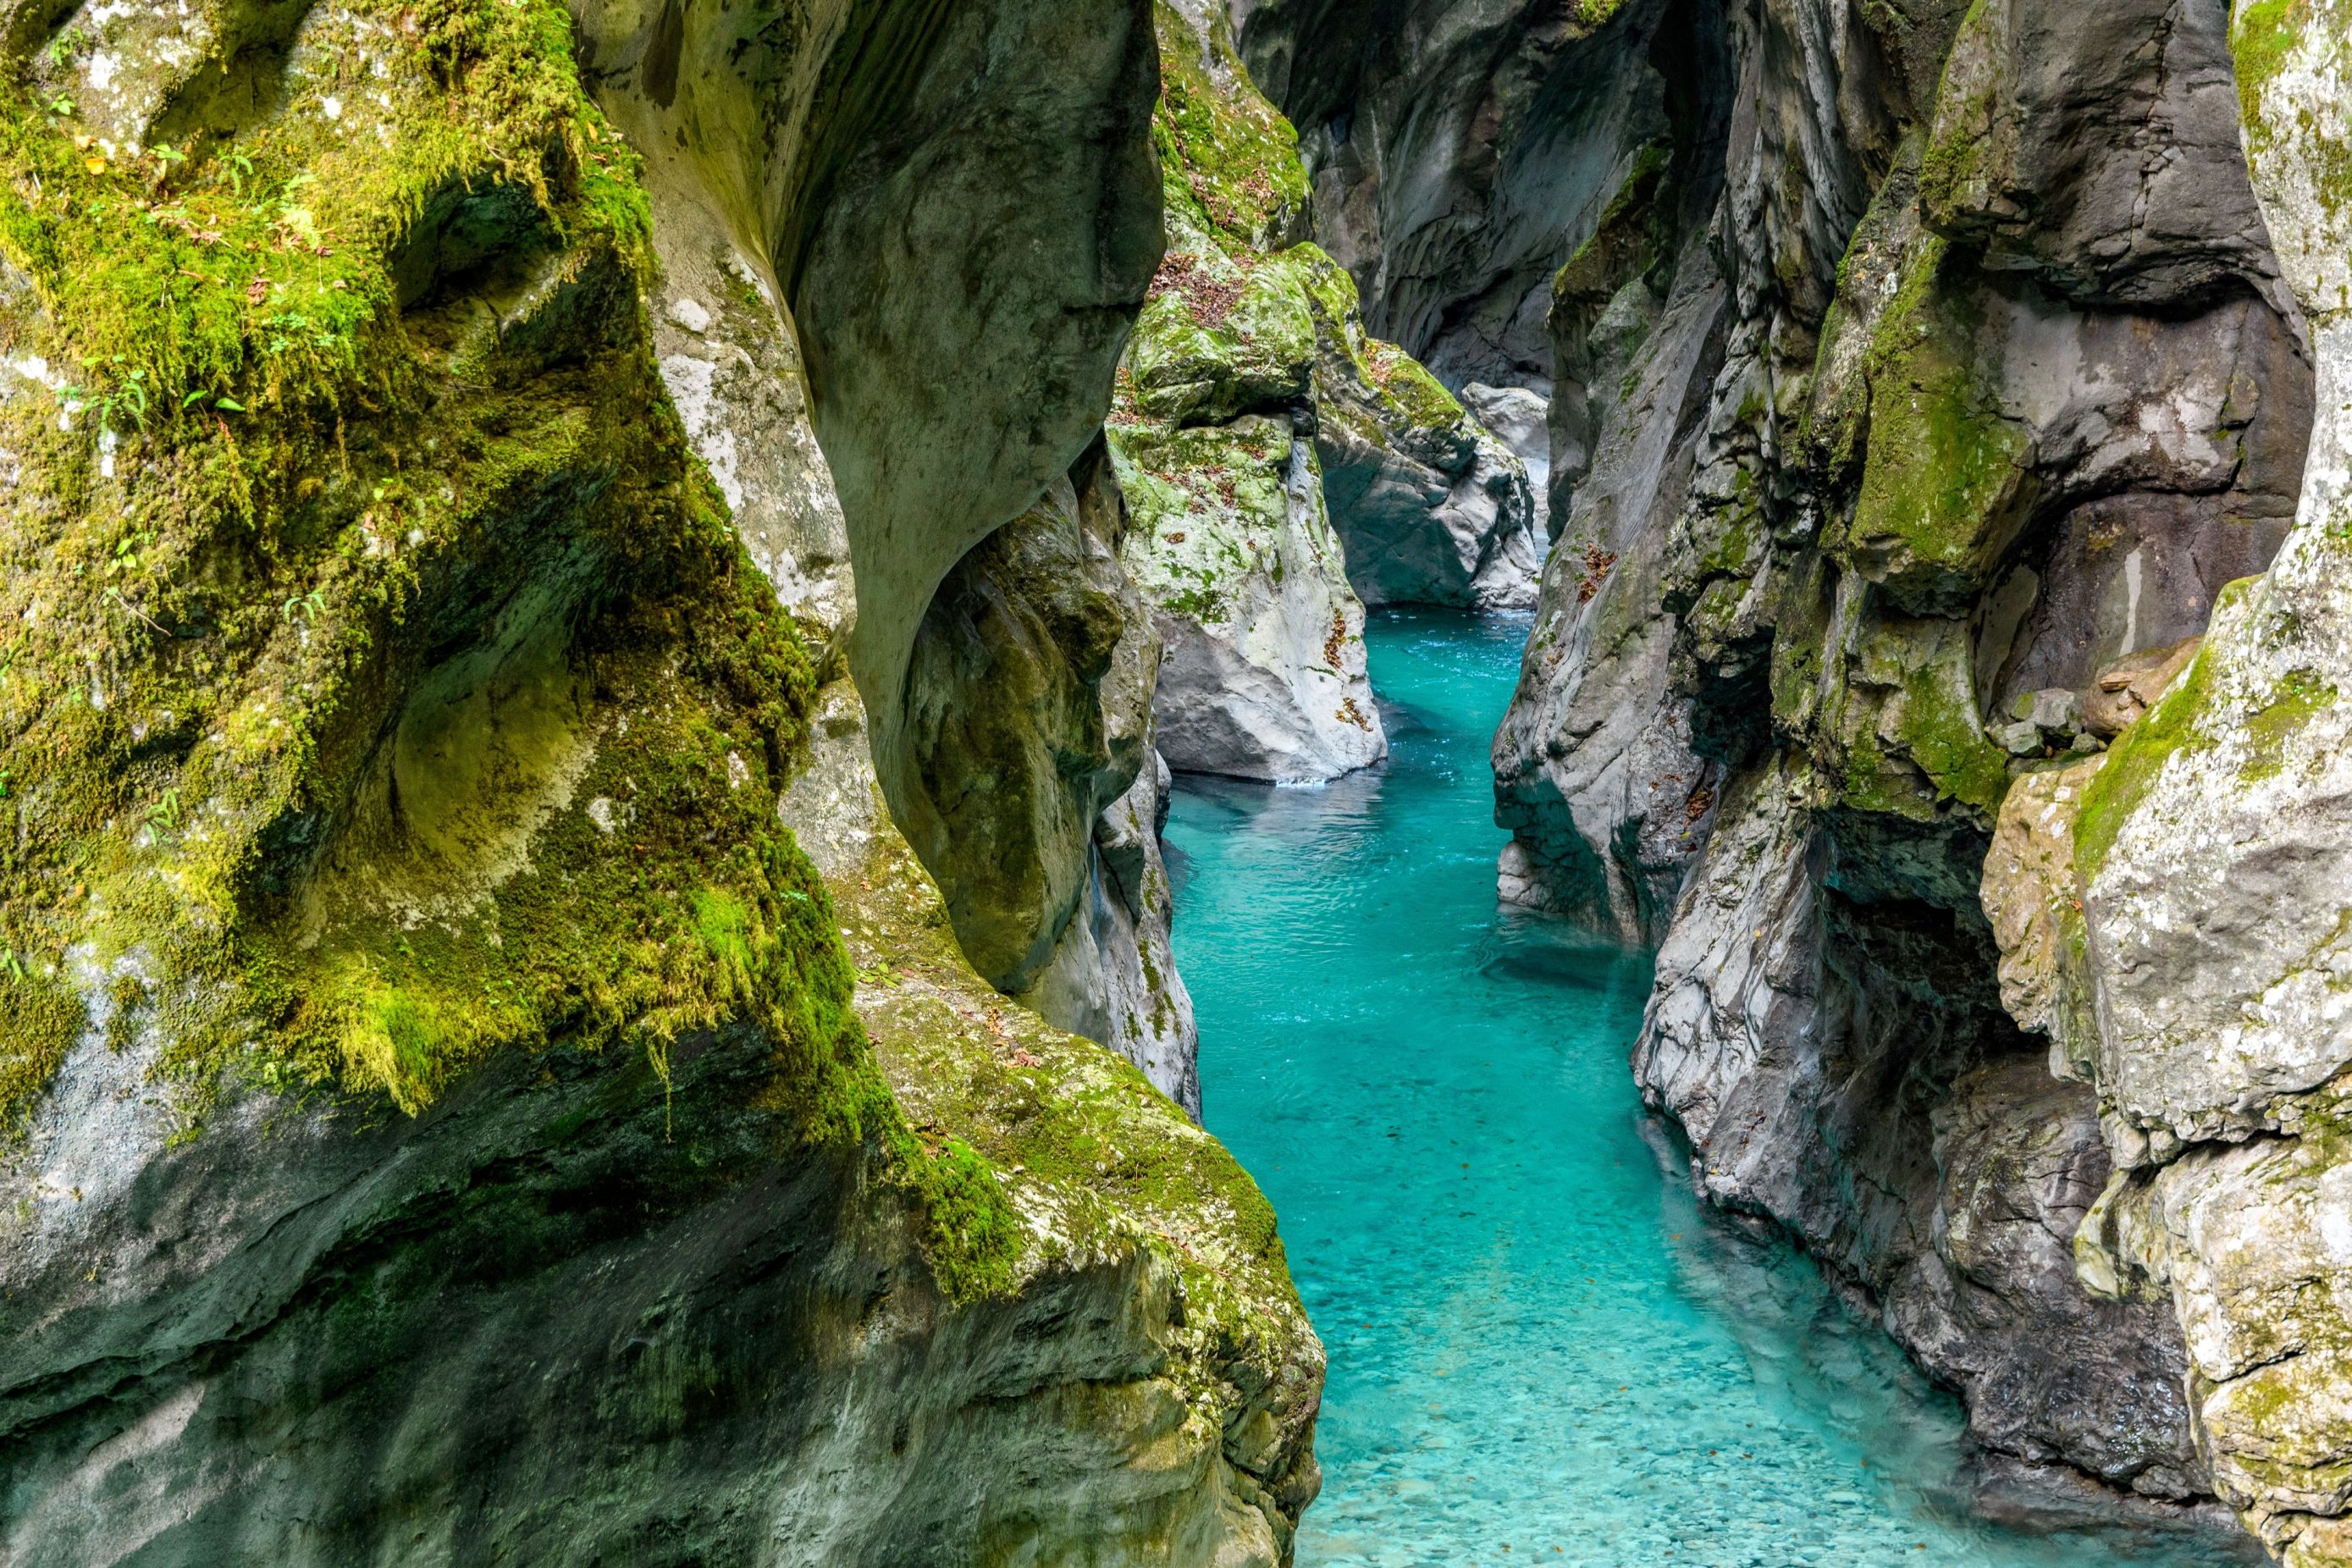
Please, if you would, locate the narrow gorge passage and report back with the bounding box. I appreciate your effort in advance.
[1168,611,2237,1568]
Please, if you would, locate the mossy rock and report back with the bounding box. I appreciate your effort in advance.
[1111,415,1311,632]
[1123,240,1317,424]
[0,0,1009,1286]
[1829,604,2011,820]
[1842,238,2036,616]
[1151,0,1310,252]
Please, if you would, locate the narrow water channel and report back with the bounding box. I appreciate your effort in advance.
[1165,609,2233,1568]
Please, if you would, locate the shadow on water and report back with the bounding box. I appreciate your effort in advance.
[1168,608,2251,1568]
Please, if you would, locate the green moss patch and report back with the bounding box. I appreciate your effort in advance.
[0,0,864,1163]
[1150,0,1307,249]
[2073,617,2223,883]
[1845,239,2034,612]
[832,772,1306,1339]
[1831,610,2010,820]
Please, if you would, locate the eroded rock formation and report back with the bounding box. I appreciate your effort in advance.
[1109,1,1546,784]
[0,0,1317,1560]
[1980,6,2352,1560]
[1234,0,1686,393]
[1484,0,2333,1554]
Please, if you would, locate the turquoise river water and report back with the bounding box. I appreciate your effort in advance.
[1164,610,2234,1568]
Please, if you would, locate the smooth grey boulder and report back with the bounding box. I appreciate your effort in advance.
[1462,382,1554,536]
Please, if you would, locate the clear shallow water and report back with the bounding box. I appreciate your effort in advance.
[1165,609,2233,1568]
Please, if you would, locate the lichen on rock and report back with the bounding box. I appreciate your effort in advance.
[1491,0,2321,1543]
[1981,5,2352,1558]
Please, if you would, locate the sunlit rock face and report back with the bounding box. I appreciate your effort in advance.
[0,0,1319,1557]
[1457,0,2323,1545]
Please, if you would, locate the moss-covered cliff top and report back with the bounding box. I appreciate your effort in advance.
[0,0,863,1137]
[1124,0,1465,445]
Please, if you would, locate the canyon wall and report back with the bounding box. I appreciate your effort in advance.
[1108,0,1545,785]
[0,0,1320,1559]
[1982,5,2352,1562]
[1473,0,2348,1556]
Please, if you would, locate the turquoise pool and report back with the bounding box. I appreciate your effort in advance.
[1164,609,2237,1568]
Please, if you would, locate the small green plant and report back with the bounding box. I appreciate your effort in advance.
[58,356,151,435]
[0,947,25,984]
[147,788,184,834]
[281,588,325,624]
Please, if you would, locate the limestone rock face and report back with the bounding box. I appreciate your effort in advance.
[1462,381,1553,536]
[1306,265,1544,613]
[900,444,1202,1113]
[0,0,1318,1558]
[1487,0,2318,1541]
[1117,409,1387,783]
[1115,5,1553,789]
[583,0,1168,811]
[1491,229,1729,941]
[1979,7,2352,1560]
[1111,3,1388,784]
[1234,0,1680,390]
[1921,0,2286,308]
[579,0,1203,1111]
[644,219,856,668]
